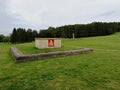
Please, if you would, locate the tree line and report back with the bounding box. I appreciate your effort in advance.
[10,28,39,43]
[39,22,120,38]
[0,22,120,43]
[0,34,10,43]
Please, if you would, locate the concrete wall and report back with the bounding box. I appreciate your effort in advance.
[10,47,93,63]
[35,38,62,49]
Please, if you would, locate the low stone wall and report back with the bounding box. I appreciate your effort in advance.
[10,47,23,62]
[10,47,93,63]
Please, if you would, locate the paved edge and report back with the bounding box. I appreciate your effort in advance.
[10,47,93,63]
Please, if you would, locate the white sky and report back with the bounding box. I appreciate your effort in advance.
[0,0,120,35]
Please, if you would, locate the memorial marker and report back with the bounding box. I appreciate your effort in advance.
[35,38,62,49]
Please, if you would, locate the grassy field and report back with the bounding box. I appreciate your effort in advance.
[0,33,120,90]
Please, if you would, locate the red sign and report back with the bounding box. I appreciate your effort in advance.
[48,39,54,47]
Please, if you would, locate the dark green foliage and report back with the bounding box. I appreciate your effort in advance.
[10,22,120,43]
[40,22,120,38]
[10,28,39,43]
[2,36,10,42]
[11,28,17,43]
[0,34,10,42]
[26,29,33,42]
[0,34,5,42]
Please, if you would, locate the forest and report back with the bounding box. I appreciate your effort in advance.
[1,22,120,43]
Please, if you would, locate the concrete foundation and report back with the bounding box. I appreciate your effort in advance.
[10,47,93,63]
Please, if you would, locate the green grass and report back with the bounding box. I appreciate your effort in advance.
[0,33,120,90]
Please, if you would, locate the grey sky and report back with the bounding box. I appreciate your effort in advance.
[0,0,120,35]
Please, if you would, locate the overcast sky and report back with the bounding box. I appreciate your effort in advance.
[0,0,120,35]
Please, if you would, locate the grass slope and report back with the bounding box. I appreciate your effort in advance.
[0,33,120,90]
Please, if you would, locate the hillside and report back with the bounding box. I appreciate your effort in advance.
[0,33,120,90]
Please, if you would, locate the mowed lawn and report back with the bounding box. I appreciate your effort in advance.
[0,33,120,90]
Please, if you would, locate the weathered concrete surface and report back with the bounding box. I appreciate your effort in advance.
[35,38,62,49]
[10,47,23,62]
[10,47,93,63]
